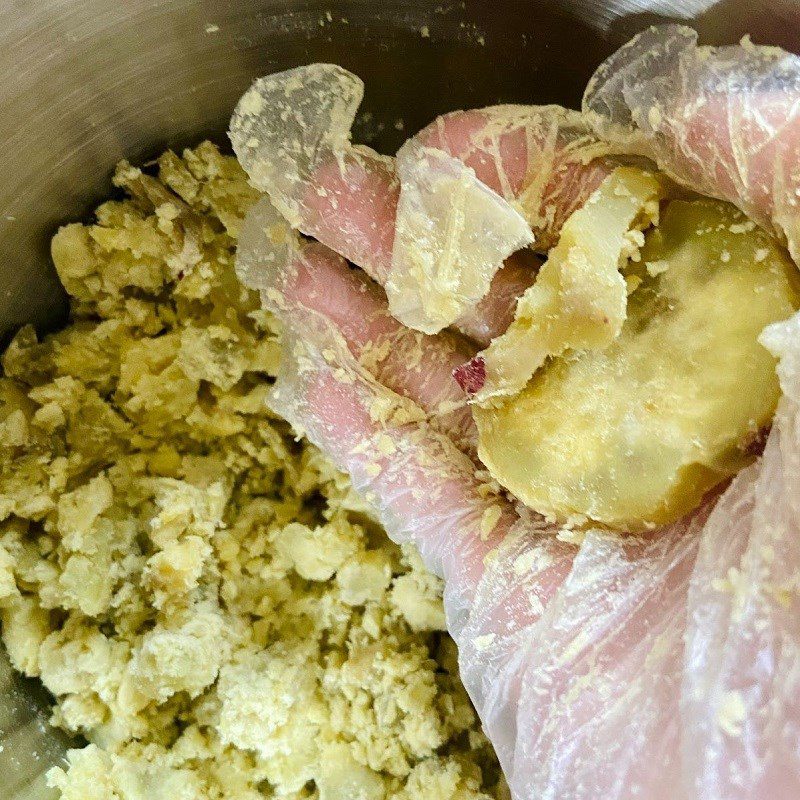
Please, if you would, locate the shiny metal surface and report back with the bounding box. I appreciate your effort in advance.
[1,1,798,796]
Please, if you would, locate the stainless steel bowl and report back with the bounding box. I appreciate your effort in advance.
[2,1,798,795]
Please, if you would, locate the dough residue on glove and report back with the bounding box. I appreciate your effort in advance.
[387,142,533,334]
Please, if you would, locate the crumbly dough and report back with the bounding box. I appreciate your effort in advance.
[0,143,504,799]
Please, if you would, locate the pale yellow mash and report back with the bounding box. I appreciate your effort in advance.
[0,143,505,800]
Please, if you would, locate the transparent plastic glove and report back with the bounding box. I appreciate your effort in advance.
[680,313,800,799]
[387,142,533,334]
[584,30,800,795]
[230,65,615,343]
[584,24,800,261]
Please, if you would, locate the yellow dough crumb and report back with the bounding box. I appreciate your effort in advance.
[0,143,503,799]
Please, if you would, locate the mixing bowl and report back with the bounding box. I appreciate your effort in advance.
[2,1,799,796]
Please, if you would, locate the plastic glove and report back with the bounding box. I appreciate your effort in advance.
[584,24,800,262]
[585,25,800,799]
[230,66,615,344]
[235,27,800,799]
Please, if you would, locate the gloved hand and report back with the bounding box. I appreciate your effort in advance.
[235,26,800,799]
[583,25,800,800]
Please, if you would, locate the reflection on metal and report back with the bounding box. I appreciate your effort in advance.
[559,0,718,29]
[0,649,71,798]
